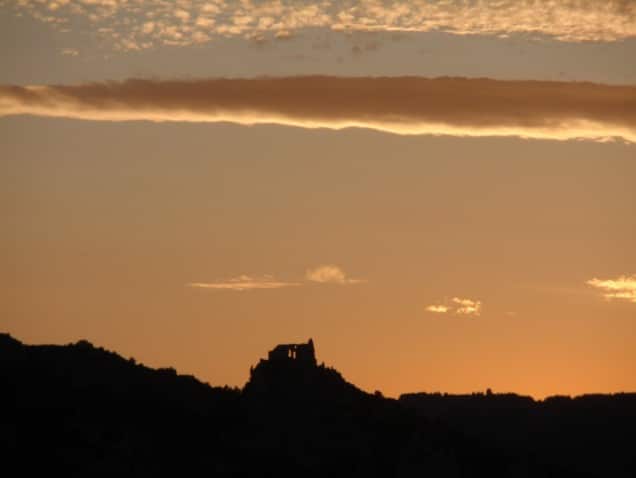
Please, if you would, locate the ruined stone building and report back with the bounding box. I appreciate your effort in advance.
[267,339,317,366]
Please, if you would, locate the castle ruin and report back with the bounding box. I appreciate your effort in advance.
[267,339,317,366]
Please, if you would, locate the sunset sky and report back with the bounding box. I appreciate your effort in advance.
[2,0,635,399]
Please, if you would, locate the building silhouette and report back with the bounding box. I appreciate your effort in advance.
[267,339,317,366]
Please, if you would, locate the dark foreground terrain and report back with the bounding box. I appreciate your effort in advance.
[1,333,634,477]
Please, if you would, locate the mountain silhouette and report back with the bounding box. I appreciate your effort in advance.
[2,333,635,477]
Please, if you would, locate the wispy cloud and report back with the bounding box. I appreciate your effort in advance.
[7,1,636,51]
[187,275,300,291]
[427,297,482,317]
[586,275,636,303]
[189,265,365,291]
[305,265,365,285]
[1,77,635,143]
[426,305,449,314]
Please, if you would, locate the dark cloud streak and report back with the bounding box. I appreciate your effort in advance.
[1,76,635,142]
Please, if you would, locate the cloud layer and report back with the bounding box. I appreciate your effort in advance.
[2,76,635,142]
[8,0,636,51]
[587,275,636,303]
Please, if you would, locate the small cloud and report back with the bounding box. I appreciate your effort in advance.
[426,305,449,313]
[427,296,482,317]
[142,21,155,34]
[305,265,365,285]
[452,297,482,316]
[60,48,78,56]
[174,9,190,23]
[187,275,300,292]
[274,30,294,40]
[586,275,636,303]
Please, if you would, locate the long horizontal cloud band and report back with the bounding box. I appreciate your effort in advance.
[1,77,635,142]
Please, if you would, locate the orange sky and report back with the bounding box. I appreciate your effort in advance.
[1,1,635,399]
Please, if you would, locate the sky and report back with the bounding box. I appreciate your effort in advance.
[1,0,635,399]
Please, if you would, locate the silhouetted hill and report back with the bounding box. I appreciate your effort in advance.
[400,391,636,477]
[2,333,635,477]
[0,333,241,476]
[242,342,413,476]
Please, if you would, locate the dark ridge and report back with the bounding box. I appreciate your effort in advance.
[2,333,635,477]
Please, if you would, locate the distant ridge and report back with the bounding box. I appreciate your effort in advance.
[2,333,635,477]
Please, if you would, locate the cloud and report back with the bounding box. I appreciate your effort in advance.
[586,275,636,303]
[426,305,449,314]
[305,265,365,285]
[60,48,79,56]
[452,297,482,316]
[427,297,482,316]
[187,275,301,291]
[188,265,365,291]
[8,1,636,51]
[1,76,635,143]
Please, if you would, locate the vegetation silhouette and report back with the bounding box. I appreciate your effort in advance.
[2,333,634,477]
